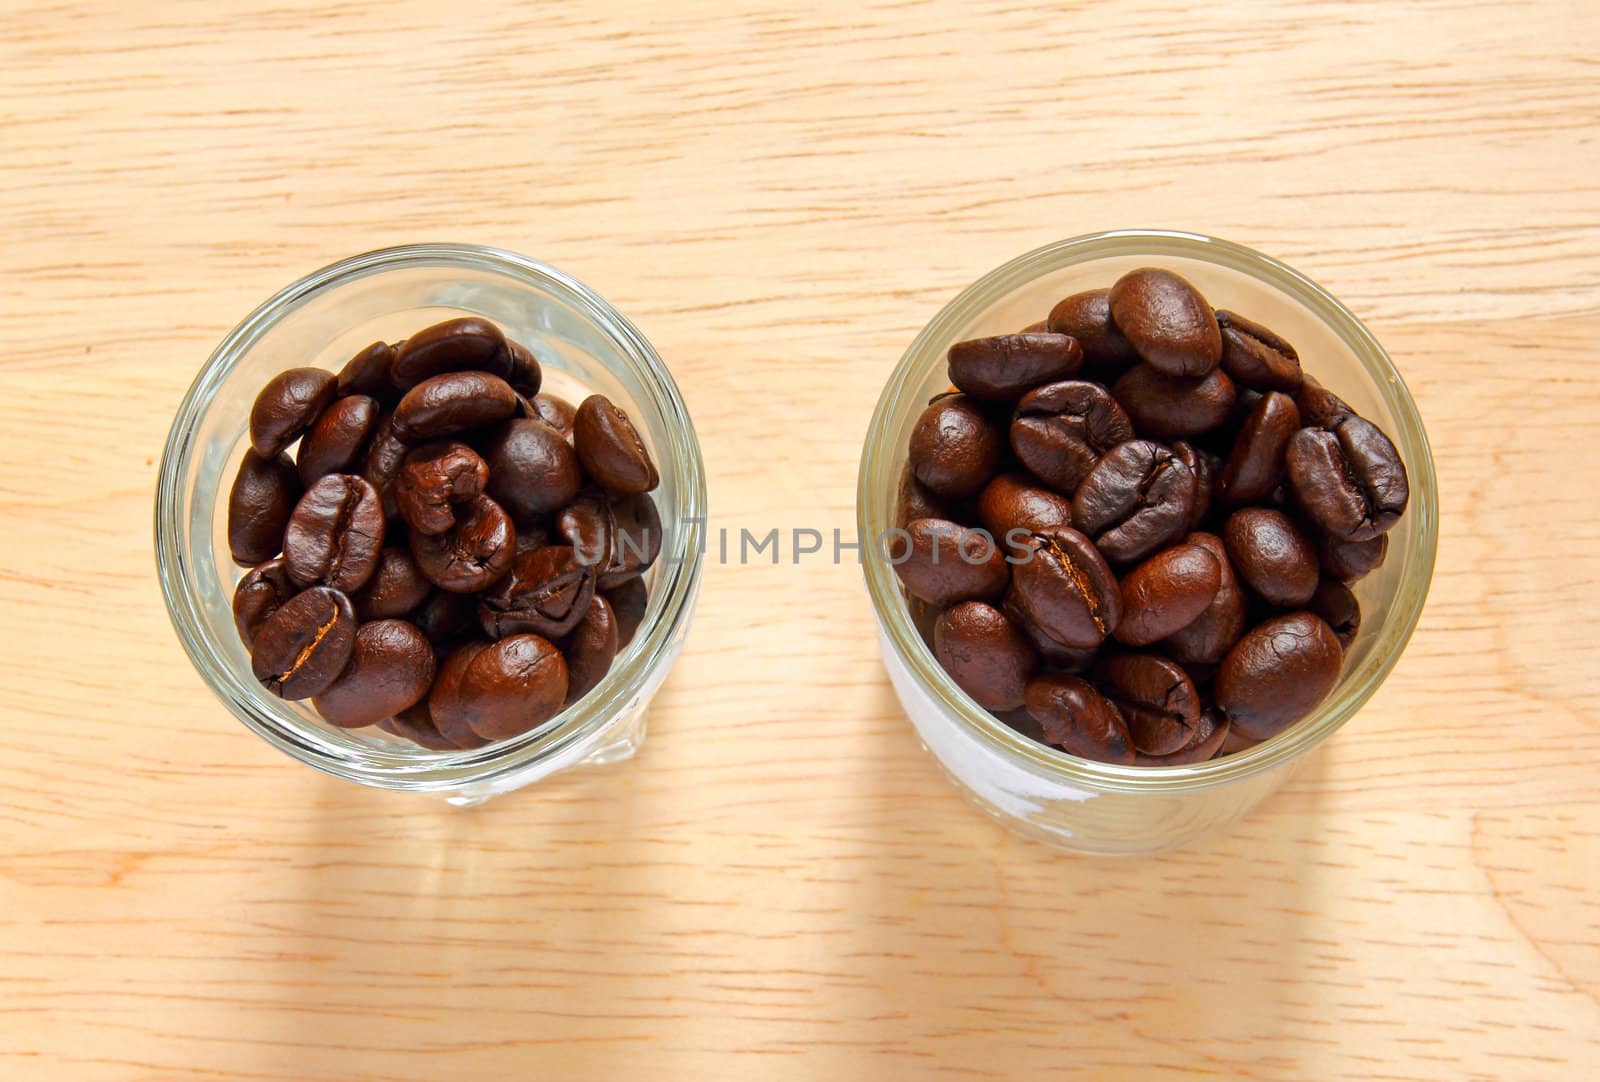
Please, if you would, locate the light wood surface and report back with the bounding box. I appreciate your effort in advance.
[3,2,1597,1078]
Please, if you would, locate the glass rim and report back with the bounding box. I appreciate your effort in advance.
[155,242,707,791]
[857,228,1438,795]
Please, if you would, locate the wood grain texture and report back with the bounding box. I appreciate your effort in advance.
[2,1,1598,1078]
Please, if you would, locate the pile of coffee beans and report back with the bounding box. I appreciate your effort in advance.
[227,317,660,751]
[894,268,1409,765]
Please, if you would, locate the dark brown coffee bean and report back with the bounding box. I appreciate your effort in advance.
[1046,288,1139,374]
[934,601,1036,711]
[606,578,648,649]
[1217,611,1343,741]
[232,557,296,649]
[412,589,475,644]
[908,393,1002,500]
[572,394,659,494]
[1024,674,1135,765]
[1215,310,1303,392]
[896,463,950,528]
[451,634,568,742]
[479,545,597,639]
[526,391,577,441]
[409,494,515,593]
[1220,391,1300,506]
[1005,525,1122,649]
[1286,417,1409,541]
[390,317,512,390]
[483,419,581,521]
[506,338,543,396]
[1219,727,1260,757]
[227,450,301,567]
[1134,710,1230,766]
[1010,380,1133,493]
[1108,268,1222,378]
[427,642,494,748]
[1223,508,1319,607]
[1293,374,1355,429]
[249,367,337,458]
[555,489,662,588]
[282,474,386,592]
[1318,530,1387,583]
[297,394,379,485]
[250,586,357,700]
[1162,533,1247,666]
[1112,364,1237,438]
[977,473,1076,557]
[362,410,409,519]
[352,547,432,621]
[563,596,620,703]
[1099,653,1201,756]
[1115,543,1222,646]
[1169,441,1215,534]
[1310,578,1361,649]
[392,371,519,444]
[1071,440,1196,564]
[891,518,1008,604]
[379,702,462,751]
[335,341,397,399]
[394,441,490,536]
[311,619,436,728]
[947,333,1083,401]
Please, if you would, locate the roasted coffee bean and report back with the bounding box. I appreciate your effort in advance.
[526,392,577,441]
[555,489,661,588]
[564,596,620,703]
[1216,310,1303,392]
[392,371,519,444]
[362,410,409,519]
[507,339,543,397]
[947,333,1082,401]
[896,462,950,528]
[1169,441,1215,534]
[1293,374,1355,429]
[483,419,581,520]
[297,394,379,485]
[390,317,512,389]
[1005,525,1122,649]
[427,642,494,748]
[1115,543,1222,646]
[335,341,397,399]
[249,367,337,458]
[606,578,648,649]
[395,441,490,536]
[934,601,1036,711]
[232,557,296,649]
[283,474,386,592]
[573,394,659,494]
[1220,391,1300,505]
[352,547,432,621]
[908,393,1003,500]
[891,518,1009,605]
[412,589,475,644]
[1112,363,1237,438]
[227,450,301,567]
[1024,674,1135,764]
[1219,727,1260,756]
[1162,533,1247,665]
[250,586,357,700]
[1010,380,1133,493]
[1223,507,1319,607]
[1047,288,1139,373]
[1071,440,1195,564]
[1310,578,1361,649]
[1216,612,1343,741]
[409,494,515,593]
[452,634,569,742]
[1134,710,1230,766]
[380,702,462,751]
[977,472,1076,557]
[1099,652,1202,756]
[1286,416,1409,541]
[1318,530,1387,583]
[479,545,597,640]
[312,619,436,729]
[1108,268,1222,378]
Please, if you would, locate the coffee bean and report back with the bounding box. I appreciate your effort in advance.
[311,619,436,728]
[1024,674,1135,764]
[361,410,409,520]
[1219,727,1260,757]
[249,367,337,458]
[606,578,649,649]
[1046,288,1139,374]
[297,394,379,485]
[1169,441,1215,534]
[1219,391,1300,506]
[453,634,569,742]
[227,450,301,567]
[977,472,1076,557]
[283,474,386,592]
[392,371,519,444]
[1216,310,1303,392]
[1005,525,1122,649]
[1071,440,1195,564]
[1108,268,1222,378]
[1112,364,1237,438]
[556,489,661,589]
[1318,530,1387,583]
[395,441,490,536]
[1286,417,1409,541]
[427,642,494,748]
[390,317,512,390]
[1115,543,1222,646]
[409,494,515,593]
[891,518,1009,604]
[483,419,581,521]
[908,393,1002,499]
[1216,612,1343,741]
[380,702,462,751]
[526,392,576,441]
[1293,374,1355,429]
[479,545,597,639]
[250,585,358,700]
[352,547,432,621]
[232,557,296,649]
[896,462,950,528]
[412,589,475,644]
[1162,533,1247,665]
[573,394,659,494]
[934,601,1036,711]
[1223,507,1319,607]
[507,339,543,397]
[947,333,1083,401]
[1309,578,1361,649]
[564,596,620,703]
[335,341,397,399]
[1099,652,1201,756]
[1010,380,1133,493]
[1134,710,1230,766]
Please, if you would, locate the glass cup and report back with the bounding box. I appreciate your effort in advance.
[156,244,706,804]
[858,229,1437,855]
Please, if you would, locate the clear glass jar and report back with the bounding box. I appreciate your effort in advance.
[156,244,706,804]
[858,229,1438,855]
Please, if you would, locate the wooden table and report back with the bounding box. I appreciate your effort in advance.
[3,2,1597,1078]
